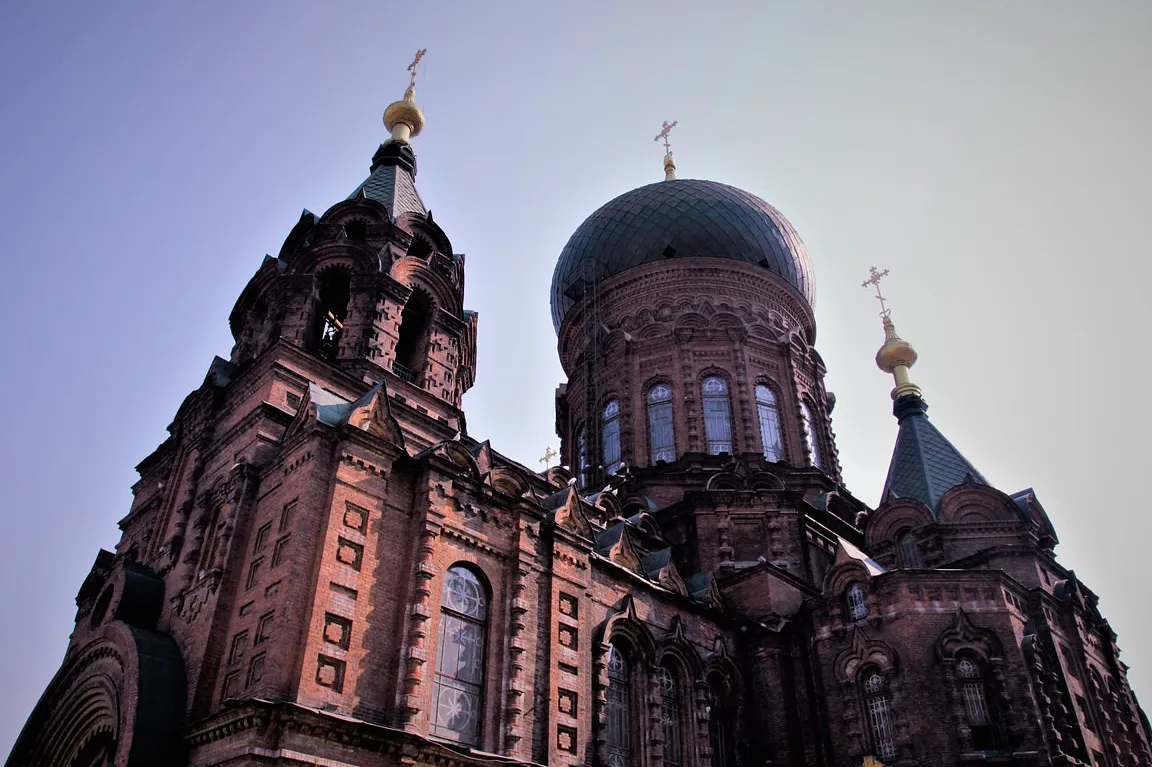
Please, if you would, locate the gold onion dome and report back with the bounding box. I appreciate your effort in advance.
[383,86,425,140]
[875,315,918,373]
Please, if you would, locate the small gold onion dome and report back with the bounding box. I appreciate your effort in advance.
[383,86,425,139]
[875,315,918,373]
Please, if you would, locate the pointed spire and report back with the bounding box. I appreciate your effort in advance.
[862,266,921,400]
[865,267,990,513]
[383,48,427,144]
[654,120,678,181]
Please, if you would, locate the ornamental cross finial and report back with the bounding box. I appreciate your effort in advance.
[539,446,558,467]
[654,120,678,157]
[861,266,892,318]
[407,48,427,89]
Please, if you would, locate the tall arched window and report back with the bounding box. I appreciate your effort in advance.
[658,665,684,767]
[314,269,351,360]
[863,670,897,761]
[707,673,736,767]
[574,423,589,488]
[647,384,676,464]
[702,377,733,454]
[957,657,994,749]
[755,384,784,462]
[394,290,433,381]
[897,532,922,568]
[801,401,823,468]
[602,399,622,475]
[606,643,633,767]
[432,566,488,745]
[846,582,868,621]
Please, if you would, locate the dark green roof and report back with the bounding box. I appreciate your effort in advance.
[347,141,426,221]
[881,395,987,514]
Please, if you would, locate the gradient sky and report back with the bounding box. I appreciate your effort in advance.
[2,1,1150,754]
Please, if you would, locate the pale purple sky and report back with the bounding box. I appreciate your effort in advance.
[2,1,1150,754]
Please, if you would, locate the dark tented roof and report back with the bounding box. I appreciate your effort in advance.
[348,163,426,221]
[881,395,988,514]
[550,178,814,330]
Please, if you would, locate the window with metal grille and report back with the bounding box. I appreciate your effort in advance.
[956,657,996,749]
[863,671,897,761]
[897,532,922,568]
[847,582,868,621]
[707,673,736,767]
[801,401,823,468]
[432,566,488,745]
[647,384,676,464]
[754,384,784,462]
[658,665,684,767]
[574,424,589,487]
[602,400,623,475]
[702,377,733,454]
[606,643,633,767]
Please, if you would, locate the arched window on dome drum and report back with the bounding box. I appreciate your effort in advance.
[574,424,589,488]
[602,399,623,475]
[606,643,634,767]
[702,377,733,455]
[801,401,823,468]
[755,384,784,462]
[707,673,736,767]
[897,532,922,569]
[658,665,684,767]
[846,582,868,621]
[647,384,676,464]
[863,670,897,761]
[432,566,488,745]
[956,657,994,749]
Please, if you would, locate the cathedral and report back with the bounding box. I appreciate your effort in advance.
[7,58,1151,767]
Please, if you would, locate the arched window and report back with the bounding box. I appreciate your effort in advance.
[863,670,897,761]
[574,424,589,488]
[606,643,633,767]
[702,377,733,455]
[957,657,994,749]
[707,673,737,767]
[897,532,922,569]
[846,582,868,621]
[602,399,622,475]
[432,566,488,745]
[314,269,351,360]
[755,384,784,462]
[658,665,684,767]
[394,290,433,382]
[801,401,823,468]
[647,384,676,464]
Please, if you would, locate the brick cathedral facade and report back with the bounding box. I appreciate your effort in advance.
[7,75,1151,767]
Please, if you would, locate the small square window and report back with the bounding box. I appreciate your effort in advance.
[253,523,272,554]
[221,671,242,701]
[246,558,263,591]
[256,612,274,645]
[247,653,266,687]
[272,536,291,568]
[228,631,249,665]
[286,392,301,409]
[280,500,298,533]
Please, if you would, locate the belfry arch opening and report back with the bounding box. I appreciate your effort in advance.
[313,268,351,360]
[394,288,433,381]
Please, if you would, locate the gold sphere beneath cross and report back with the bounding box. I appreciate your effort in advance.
[875,333,918,373]
[384,97,425,138]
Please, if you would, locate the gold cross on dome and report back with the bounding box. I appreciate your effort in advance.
[539,446,558,467]
[654,120,678,157]
[861,265,892,318]
[407,48,427,88]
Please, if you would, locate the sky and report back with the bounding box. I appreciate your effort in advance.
[1,0,1150,755]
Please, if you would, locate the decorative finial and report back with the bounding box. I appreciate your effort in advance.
[654,120,678,181]
[384,49,428,144]
[539,446,558,467]
[863,267,922,401]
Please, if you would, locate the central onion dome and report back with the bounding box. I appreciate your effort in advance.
[550,178,815,330]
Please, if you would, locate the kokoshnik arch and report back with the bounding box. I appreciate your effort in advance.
[7,53,1150,767]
